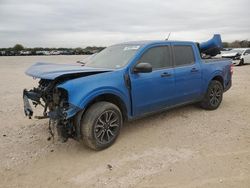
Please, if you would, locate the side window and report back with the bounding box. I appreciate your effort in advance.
[173,45,195,66]
[244,49,250,54]
[139,46,171,69]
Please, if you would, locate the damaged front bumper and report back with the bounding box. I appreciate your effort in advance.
[23,88,80,120]
[232,59,241,65]
[23,86,81,142]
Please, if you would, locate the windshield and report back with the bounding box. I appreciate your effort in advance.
[85,44,141,69]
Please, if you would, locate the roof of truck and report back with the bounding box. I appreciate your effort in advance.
[117,40,194,46]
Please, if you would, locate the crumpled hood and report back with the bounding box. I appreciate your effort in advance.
[25,62,113,80]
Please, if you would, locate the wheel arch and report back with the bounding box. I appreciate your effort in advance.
[207,70,224,90]
[211,75,224,89]
[82,93,128,121]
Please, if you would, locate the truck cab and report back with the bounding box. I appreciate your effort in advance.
[128,41,203,116]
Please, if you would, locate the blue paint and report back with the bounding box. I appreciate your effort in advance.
[25,39,232,120]
[25,62,113,80]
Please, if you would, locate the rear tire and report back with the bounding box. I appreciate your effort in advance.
[200,80,223,110]
[80,102,123,150]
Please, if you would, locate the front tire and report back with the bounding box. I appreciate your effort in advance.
[81,102,123,150]
[200,80,223,110]
[239,58,244,66]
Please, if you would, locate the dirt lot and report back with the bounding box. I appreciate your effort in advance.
[0,55,249,188]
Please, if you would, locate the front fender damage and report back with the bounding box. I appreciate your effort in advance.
[23,79,82,142]
[23,62,113,142]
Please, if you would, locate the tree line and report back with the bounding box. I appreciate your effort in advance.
[0,44,106,56]
[222,40,250,48]
[1,40,249,56]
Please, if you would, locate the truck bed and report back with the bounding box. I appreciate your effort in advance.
[203,57,232,64]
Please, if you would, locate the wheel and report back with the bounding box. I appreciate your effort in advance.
[239,58,244,66]
[80,101,123,150]
[200,80,223,110]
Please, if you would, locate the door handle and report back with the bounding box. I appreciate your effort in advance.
[191,68,199,73]
[161,72,172,77]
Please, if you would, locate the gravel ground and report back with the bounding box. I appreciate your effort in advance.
[0,56,249,188]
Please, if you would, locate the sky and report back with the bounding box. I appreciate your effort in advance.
[0,0,249,48]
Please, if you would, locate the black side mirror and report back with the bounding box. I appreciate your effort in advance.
[133,62,152,73]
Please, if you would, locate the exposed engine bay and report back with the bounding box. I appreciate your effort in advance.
[23,78,76,142]
[23,65,111,142]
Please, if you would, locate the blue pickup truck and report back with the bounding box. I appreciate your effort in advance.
[23,35,232,150]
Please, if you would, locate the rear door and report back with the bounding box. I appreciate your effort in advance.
[130,45,175,116]
[172,43,202,103]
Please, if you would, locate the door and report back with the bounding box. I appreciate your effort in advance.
[130,45,175,117]
[243,49,250,63]
[172,43,202,103]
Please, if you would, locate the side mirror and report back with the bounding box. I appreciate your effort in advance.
[133,62,152,73]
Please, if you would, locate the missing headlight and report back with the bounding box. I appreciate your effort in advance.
[53,88,69,109]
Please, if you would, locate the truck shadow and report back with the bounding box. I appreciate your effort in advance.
[72,103,201,153]
[121,104,199,135]
[21,101,207,160]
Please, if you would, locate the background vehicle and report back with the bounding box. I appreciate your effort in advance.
[222,48,250,65]
[23,35,232,150]
[240,48,250,65]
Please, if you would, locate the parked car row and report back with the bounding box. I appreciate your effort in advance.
[0,49,102,56]
[221,48,250,66]
[34,50,71,56]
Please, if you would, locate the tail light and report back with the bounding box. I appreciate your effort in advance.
[230,64,233,75]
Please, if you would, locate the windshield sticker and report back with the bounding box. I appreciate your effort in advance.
[124,46,140,51]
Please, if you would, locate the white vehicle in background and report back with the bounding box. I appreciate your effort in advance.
[50,50,62,55]
[20,50,32,55]
[240,48,250,65]
[36,51,50,55]
[221,48,250,66]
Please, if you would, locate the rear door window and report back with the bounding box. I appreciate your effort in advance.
[173,45,195,67]
[139,46,172,70]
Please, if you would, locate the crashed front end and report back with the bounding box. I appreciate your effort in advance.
[222,52,242,65]
[23,79,80,142]
[23,62,112,142]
